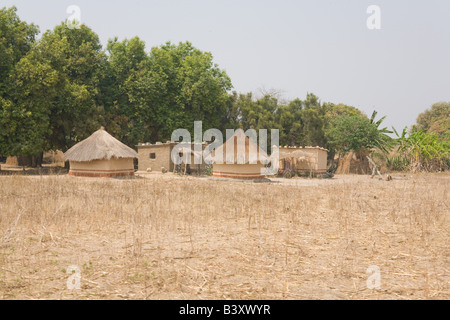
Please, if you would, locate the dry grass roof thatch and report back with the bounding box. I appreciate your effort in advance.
[212,129,269,164]
[64,128,138,162]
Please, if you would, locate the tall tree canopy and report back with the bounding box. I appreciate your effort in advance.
[326,111,392,156]
[0,6,39,96]
[6,23,105,157]
[0,6,40,157]
[224,91,365,155]
[414,102,450,137]
[99,36,149,146]
[124,41,232,144]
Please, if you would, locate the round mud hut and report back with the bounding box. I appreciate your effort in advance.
[211,129,269,180]
[64,127,138,178]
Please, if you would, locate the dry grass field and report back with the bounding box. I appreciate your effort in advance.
[0,172,448,300]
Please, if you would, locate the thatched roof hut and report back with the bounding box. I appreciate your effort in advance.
[64,127,137,177]
[211,129,269,179]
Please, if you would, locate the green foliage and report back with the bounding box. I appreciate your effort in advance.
[297,94,328,148]
[324,103,365,119]
[1,59,56,156]
[124,41,232,144]
[0,6,41,157]
[2,22,105,157]
[226,92,333,149]
[391,127,450,172]
[223,92,381,161]
[368,111,394,153]
[0,6,39,96]
[42,23,106,150]
[414,102,450,137]
[99,36,149,146]
[326,111,393,156]
[385,155,410,172]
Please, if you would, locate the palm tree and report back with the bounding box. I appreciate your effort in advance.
[369,111,394,154]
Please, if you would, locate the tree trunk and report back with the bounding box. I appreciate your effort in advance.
[30,152,44,168]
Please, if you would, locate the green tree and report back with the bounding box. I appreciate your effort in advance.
[244,94,280,131]
[125,41,232,143]
[368,110,394,153]
[225,92,365,151]
[224,92,256,130]
[99,36,149,146]
[326,111,392,156]
[1,58,58,158]
[322,103,368,159]
[46,23,105,150]
[0,6,39,96]
[414,102,450,137]
[392,127,450,172]
[10,23,106,156]
[276,98,303,146]
[0,6,40,159]
[271,93,329,148]
[325,103,365,119]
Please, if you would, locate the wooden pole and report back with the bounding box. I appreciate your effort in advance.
[367,156,383,179]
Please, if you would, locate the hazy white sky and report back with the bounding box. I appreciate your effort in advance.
[3,0,450,132]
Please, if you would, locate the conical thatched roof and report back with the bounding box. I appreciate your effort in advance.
[212,129,269,164]
[64,128,138,162]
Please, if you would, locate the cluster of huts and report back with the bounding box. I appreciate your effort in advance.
[64,127,328,179]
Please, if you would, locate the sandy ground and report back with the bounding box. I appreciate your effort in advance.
[0,172,448,300]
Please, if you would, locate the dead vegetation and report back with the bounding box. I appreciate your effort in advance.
[0,173,448,299]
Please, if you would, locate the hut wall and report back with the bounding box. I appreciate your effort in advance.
[69,158,134,177]
[212,163,265,179]
[137,144,174,172]
[299,149,320,171]
[317,149,328,173]
[137,143,207,173]
[279,148,328,174]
